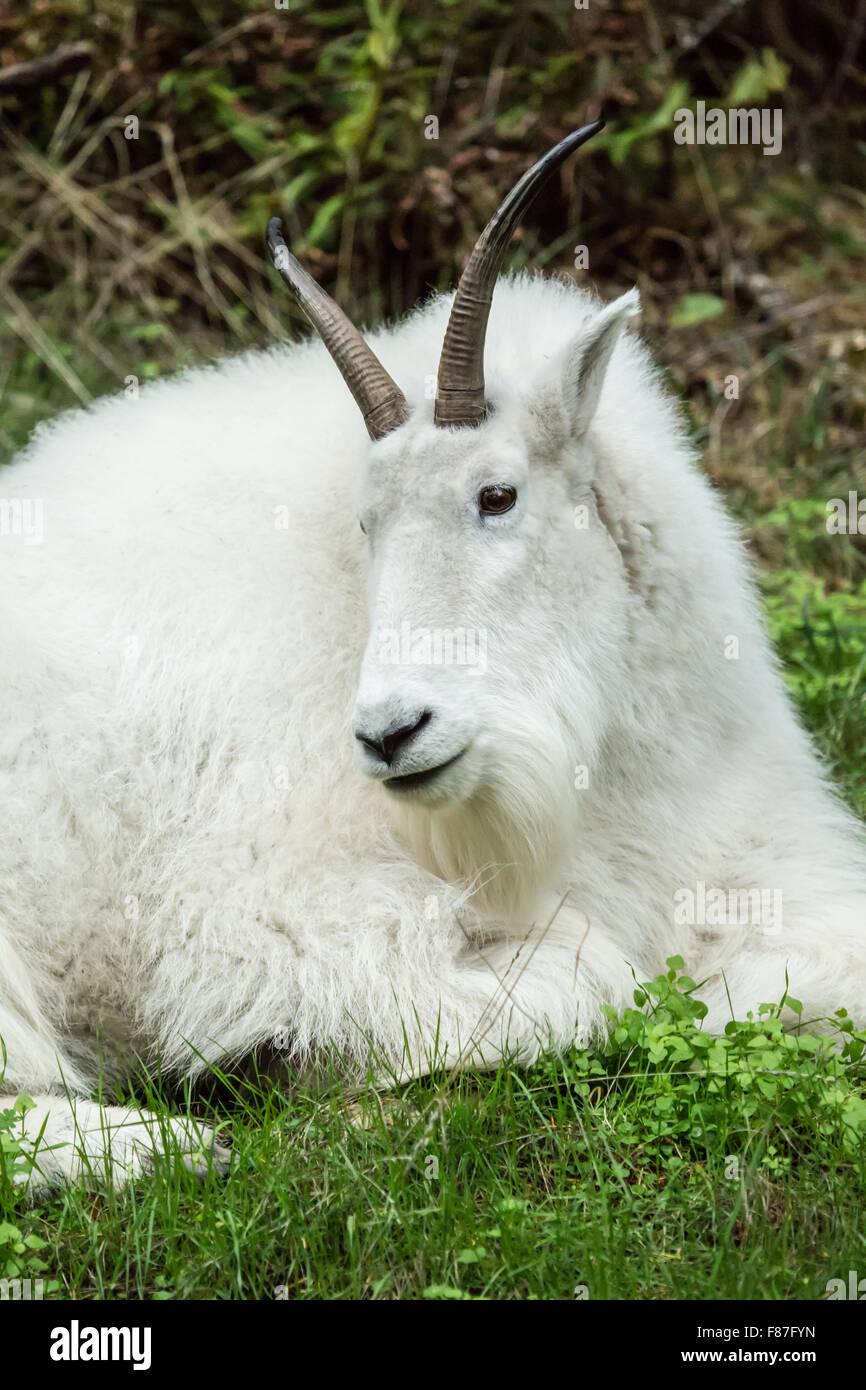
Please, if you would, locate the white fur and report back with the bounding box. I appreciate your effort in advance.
[1,272,864,1184]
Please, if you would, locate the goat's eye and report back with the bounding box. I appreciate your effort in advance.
[359,519,367,535]
[478,485,517,516]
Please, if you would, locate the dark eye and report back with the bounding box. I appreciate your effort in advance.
[359,519,367,535]
[478,485,517,516]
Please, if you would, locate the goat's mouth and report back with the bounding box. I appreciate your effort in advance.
[383,749,467,793]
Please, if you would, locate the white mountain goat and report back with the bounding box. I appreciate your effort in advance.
[1,123,864,1187]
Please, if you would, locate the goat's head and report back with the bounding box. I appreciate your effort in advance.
[267,124,639,839]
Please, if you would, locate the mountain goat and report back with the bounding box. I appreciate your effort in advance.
[1,123,864,1187]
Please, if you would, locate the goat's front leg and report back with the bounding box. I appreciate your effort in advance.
[380,896,636,1080]
[131,875,633,1086]
[0,968,229,1193]
[2,1096,230,1195]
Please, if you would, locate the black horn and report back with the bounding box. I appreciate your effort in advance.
[266,219,409,441]
[434,120,604,429]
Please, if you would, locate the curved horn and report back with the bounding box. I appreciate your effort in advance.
[266,219,409,441]
[434,120,605,429]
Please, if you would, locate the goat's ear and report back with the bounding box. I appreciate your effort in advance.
[546,288,640,442]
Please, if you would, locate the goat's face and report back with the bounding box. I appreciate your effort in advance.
[268,128,636,825]
[352,291,637,814]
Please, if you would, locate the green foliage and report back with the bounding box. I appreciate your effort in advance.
[598,959,866,1158]
[0,1218,57,1286]
[670,293,726,327]
[726,48,790,106]
[760,570,866,816]
[0,1094,39,1199]
[0,1094,60,1292]
[604,81,690,166]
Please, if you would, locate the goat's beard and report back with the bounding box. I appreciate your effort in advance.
[391,700,581,927]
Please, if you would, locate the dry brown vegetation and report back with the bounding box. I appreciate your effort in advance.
[0,2,861,490]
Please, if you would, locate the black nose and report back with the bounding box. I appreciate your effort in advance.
[355,710,432,766]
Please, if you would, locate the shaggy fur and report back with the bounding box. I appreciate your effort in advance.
[1,272,864,1184]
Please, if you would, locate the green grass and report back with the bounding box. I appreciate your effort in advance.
[4,960,866,1301]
